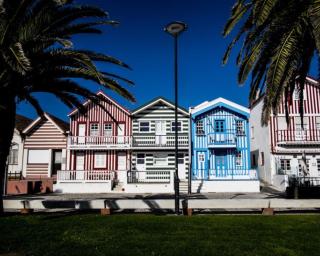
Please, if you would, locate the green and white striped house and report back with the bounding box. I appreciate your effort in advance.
[131,97,190,189]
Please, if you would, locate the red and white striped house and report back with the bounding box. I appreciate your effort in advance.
[22,113,68,181]
[55,91,132,193]
[250,76,320,190]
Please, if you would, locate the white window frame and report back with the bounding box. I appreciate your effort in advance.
[28,149,49,164]
[90,123,99,136]
[94,152,106,168]
[104,123,113,137]
[139,121,150,132]
[196,120,204,135]
[236,120,245,136]
[171,121,182,132]
[9,144,19,165]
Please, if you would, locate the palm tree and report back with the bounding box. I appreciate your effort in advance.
[0,0,135,213]
[223,0,320,124]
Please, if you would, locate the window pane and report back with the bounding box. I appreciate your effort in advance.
[139,122,150,132]
[90,123,99,136]
[171,121,182,132]
[104,123,112,136]
[94,152,106,168]
[28,150,49,164]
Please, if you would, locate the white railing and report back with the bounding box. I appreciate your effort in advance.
[57,170,115,182]
[68,136,131,147]
[132,135,189,147]
[192,169,258,180]
[127,170,172,183]
[207,133,236,146]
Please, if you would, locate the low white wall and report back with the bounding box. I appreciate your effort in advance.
[272,175,289,191]
[53,181,113,193]
[192,180,260,193]
[124,183,174,193]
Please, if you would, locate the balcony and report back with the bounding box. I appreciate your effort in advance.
[131,135,189,149]
[276,130,320,145]
[68,136,131,150]
[207,132,237,148]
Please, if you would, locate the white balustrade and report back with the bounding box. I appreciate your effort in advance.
[57,170,115,182]
[192,169,258,180]
[132,135,189,147]
[127,170,172,183]
[68,136,131,148]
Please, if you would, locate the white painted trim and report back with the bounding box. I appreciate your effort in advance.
[190,97,250,115]
[132,98,189,116]
[68,91,131,116]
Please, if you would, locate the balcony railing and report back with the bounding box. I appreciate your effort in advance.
[132,135,189,148]
[192,169,258,180]
[207,132,236,147]
[276,130,320,144]
[57,170,115,182]
[127,170,173,183]
[68,136,131,149]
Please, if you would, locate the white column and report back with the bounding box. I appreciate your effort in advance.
[61,148,67,171]
[22,149,28,178]
[47,149,53,178]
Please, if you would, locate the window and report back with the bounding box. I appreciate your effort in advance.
[104,123,112,136]
[251,126,254,139]
[236,151,242,167]
[171,121,182,132]
[260,152,265,166]
[280,159,291,174]
[196,120,204,135]
[154,153,167,166]
[137,154,145,164]
[139,122,150,132]
[252,154,256,167]
[295,117,309,130]
[236,120,245,136]
[293,88,306,100]
[316,117,320,130]
[178,154,184,164]
[298,158,309,176]
[214,120,225,132]
[278,117,287,130]
[90,123,99,136]
[94,152,106,168]
[8,144,18,165]
[198,153,205,162]
[317,159,320,174]
[28,150,49,164]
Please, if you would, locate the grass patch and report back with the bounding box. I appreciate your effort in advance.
[1,213,320,256]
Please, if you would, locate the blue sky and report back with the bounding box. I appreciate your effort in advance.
[17,0,318,121]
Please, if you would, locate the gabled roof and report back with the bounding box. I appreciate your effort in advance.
[68,90,131,116]
[23,113,68,135]
[15,114,32,132]
[190,97,250,118]
[132,97,189,116]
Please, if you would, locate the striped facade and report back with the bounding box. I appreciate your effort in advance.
[131,98,190,181]
[250,76,320,189]
[22,114,68,179]
[191,98,251,180]
[68,91,132,177]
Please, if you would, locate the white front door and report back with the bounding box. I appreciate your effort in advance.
[155,121,166,145]
[117,124,125,144]
[178,153,186,180]
[78,124,86,144]
[75,152,85,180]
[117,152,127,181]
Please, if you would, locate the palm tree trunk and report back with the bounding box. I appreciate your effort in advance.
[0,92,16,215]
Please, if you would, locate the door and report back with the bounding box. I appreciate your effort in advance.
[75,152,85,180]
[117,123,125,144]
[215,151,226,177]
[178,153,186,180]
[136,153,146,171]
[51,150,62,176]
[155,121,166,145]
[117,152,127,181]
[78,123,86,144]
[214,120,225,143]
[197,152,206,179]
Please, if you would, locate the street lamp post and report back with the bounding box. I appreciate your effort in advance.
[164,21,187,215]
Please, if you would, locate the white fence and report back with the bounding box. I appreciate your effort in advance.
[68,136,131,148]
[57,170,115,182]
[127,170,172,183]
[132,135,188,148]
[193,169,258,180]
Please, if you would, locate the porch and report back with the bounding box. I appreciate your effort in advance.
[131,135,188,149]
[67,136,131,149]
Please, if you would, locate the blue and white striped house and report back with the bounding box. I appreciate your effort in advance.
[190,98,260,193]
